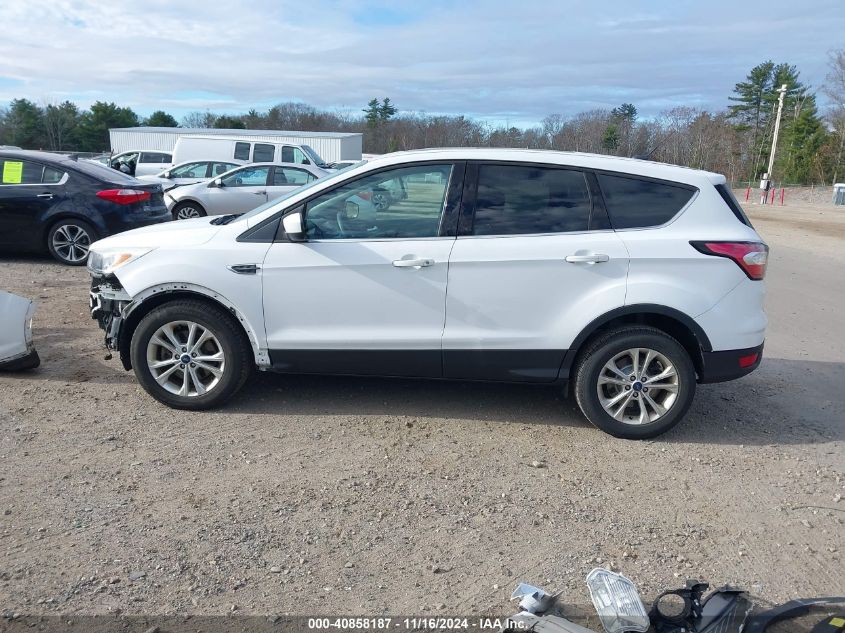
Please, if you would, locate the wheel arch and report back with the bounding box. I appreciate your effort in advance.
[559,304,711,382]
[117,284,267,370]
[171,198,207,213]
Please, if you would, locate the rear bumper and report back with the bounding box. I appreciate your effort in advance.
[699,342,763,383]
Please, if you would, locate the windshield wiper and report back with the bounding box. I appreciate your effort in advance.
[210,214,239,225]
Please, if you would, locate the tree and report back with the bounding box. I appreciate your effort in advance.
[363,98,381,128]
[143,110,178,127]
[610,103,637,155]
[3,99,44,148]
[729,61,808,179]
[43,101,80,150]
[378,98,397,122]
[602,123,620,151]
[213,115,246,129]
[75,102,139,152]
[181,111,218,128]
[777,95,826,184]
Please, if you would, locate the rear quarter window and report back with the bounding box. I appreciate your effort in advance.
[715,183,753,227]
[597,173,696,229]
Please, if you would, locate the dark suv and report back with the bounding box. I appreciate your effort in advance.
[0,150,170,265]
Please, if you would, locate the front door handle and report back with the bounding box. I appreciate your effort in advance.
[37,193,54,199]
[253,191,266,195]
[565,253,609,264]
[393,258,434,268]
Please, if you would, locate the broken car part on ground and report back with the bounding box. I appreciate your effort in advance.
[502,571,845,633]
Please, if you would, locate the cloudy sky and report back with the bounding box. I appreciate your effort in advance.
[1,0,843,126]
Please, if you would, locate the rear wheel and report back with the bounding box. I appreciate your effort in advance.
[130,300,252,410]
[172,202,206,220]
[573,326,696,439]
[47,218,97,266]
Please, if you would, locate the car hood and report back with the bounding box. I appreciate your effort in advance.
[91,217,221,250]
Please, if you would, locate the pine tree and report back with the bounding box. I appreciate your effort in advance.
[363,98,381,128]
[379,98,397,122]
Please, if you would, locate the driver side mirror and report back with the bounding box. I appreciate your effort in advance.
[344,201,360,219]
[210,178,223,188]
[163,171,172,179]
[282,210,306,242]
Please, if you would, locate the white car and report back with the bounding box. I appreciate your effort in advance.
[137,160,243,192]
[108,150,173,177]
[0,291,39,370]
[163,162,327,220]
[87,149,768,439]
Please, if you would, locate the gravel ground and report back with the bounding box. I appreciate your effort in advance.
[0,203,842,619]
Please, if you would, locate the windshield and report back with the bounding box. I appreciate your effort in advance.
[301,144,326,166]
[234,161,366,223]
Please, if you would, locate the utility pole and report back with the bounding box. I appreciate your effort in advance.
[759,84,787,204]
[766,84,788,181]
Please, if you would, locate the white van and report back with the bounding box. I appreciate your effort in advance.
[172,135,329,169]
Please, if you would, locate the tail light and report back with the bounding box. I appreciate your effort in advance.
[357,190,372,201]
[690,241,769,280]
[96,189,152,205]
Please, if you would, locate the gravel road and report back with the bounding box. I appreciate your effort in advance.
[0,203,842,618]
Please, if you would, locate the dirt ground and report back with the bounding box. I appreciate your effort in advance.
[0,203,843,621]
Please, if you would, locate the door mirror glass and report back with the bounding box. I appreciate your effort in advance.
[344,200,360,219]
[282,211,306,242]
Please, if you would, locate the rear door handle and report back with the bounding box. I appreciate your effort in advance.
[253,191,266,195]
[393,258,434,268]
[565,253,610,264]
[37,193,54,199]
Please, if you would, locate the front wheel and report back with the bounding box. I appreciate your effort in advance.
[172,202,207,221]
[573,326,696,439]
[130,300,252,410]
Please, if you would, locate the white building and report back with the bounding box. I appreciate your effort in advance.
[108,127,363,163]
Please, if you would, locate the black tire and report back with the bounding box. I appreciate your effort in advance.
[130,300,252,410]
[172,201,207,221]
[573,326,696,439]
[46,218,98,266]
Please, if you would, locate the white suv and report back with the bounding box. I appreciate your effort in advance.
[87,149,768,439]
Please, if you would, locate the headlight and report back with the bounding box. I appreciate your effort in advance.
[87,247,155,275]
[586,568,649,633]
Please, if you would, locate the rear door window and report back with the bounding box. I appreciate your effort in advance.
[252,143,275,162]
[0,159,44,184]
[597,173,696,229]
[471,165,592,235]
[234,142,251,161]
[273,167,316,186]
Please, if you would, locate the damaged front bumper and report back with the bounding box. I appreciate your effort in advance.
[89,276,133,356]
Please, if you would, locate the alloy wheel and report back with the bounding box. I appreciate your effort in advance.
[51,224,91,263]
[596,347,679,425]
[146,320,225,397]
[176,205,202,220]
